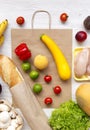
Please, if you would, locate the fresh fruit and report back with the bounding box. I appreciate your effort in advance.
[83,16,90,30]
[15,43,31,61]
[44,97,53,105]
[0,35,4,46]
[40,34,71,80]
[76,83,90,116]
[33,83,42,94]
[34,54,48,70]
[44,75,52,83]
[53,86,62,94]
[0,84,2,94]
[29,70,39,80]
[60,13,68,22]
[0,19,8,37]
[75,31,87,42]
[16,16,25,25]
[21,62,31,71]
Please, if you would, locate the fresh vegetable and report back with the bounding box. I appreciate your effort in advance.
[44,75,52,83]
[40,34,71,80]
[15,43,31,61]
[83,16,90,30]
[53,86,62,94]
[16,16,25,25]
[0,84,2,94]
[33,83,42,94]
[49,100,90,130]
[60,13,68,22]
[29,70,39,80]
[44,97,53,105]
[21,62,31,71]
[75,31,87,42]
[0,19,8,37]
[76,83,90,116]
[34,54,48,70]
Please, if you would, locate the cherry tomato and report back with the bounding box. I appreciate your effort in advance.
[16,16,25,25]
[75,31,87,42]
[44,75,52,83]
[44,97,53,105]
[60,13,68,22]
[53,86,62,94]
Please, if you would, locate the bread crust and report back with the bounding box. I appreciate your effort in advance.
[0,55,22,87]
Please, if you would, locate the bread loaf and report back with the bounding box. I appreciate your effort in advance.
[76,83,90,116]
[0,55,22,87]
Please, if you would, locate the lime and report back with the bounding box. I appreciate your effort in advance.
[29,70,39,80]
[22,62,31,71]
[33,83,42,94]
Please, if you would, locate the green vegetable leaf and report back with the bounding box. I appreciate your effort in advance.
[48,100,90,130]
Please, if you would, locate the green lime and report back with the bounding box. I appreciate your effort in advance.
[29,70,39,80]
[33,83,42,94]
[22,62,31,71]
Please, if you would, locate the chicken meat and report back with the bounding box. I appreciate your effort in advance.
[74,48,89,77]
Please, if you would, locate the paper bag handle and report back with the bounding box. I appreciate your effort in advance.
[31,10,51,29]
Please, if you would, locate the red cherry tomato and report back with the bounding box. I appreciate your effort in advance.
[75,31,87,42]
[44,75,52,83]
[53,86,62,94]
[16,16,25,25]
[60,13,68,22]
[44,97,53,105]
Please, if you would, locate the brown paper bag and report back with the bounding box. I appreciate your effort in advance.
[11,10,72,108]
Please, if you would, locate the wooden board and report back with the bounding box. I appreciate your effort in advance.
[11,29,72,108]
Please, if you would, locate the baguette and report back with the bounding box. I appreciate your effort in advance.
[0,54,52,130]
[0,55,22,87]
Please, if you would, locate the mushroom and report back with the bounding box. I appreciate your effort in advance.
[0,100,23,130]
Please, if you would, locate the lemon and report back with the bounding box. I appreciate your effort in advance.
[34,54,48,70]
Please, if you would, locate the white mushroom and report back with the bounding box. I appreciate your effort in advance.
[9,110,16,119]
[0,111,11,123]
[0,100,23,130]
[11,119,18,128]
[16,115,23,125]
[7,125,16,130]
[0,104,10,112]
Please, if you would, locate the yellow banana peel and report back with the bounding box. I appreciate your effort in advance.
[0,35,4,46]
[0,19,8,37]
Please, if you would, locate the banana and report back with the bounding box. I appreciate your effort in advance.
[0,19,8,37]
[0,35,4,46]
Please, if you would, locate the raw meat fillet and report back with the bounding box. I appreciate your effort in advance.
[74,48,89,77]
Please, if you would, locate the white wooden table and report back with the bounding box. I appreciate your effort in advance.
[0,0,90,129]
